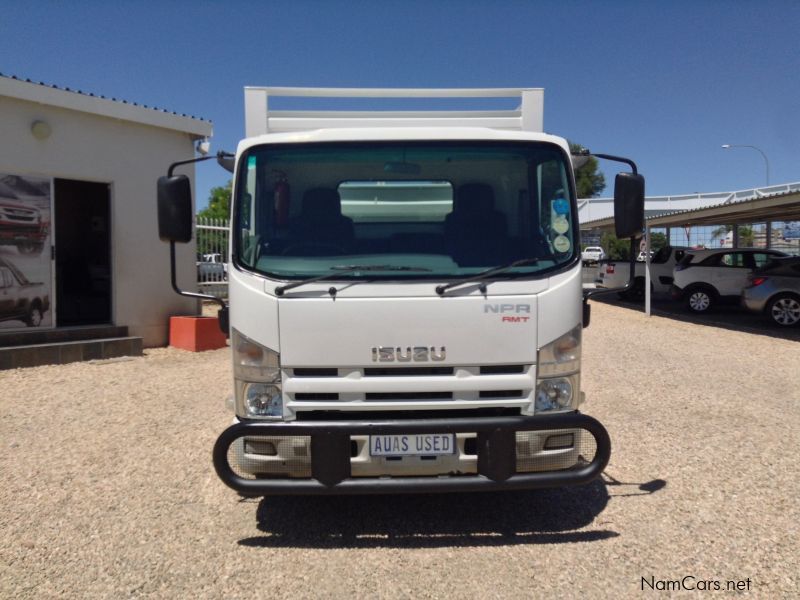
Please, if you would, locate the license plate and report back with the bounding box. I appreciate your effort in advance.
[369,434,455,457]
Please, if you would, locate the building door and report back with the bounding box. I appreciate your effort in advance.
[54,179,111,326]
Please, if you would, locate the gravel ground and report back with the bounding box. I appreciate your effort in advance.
[1,302,798,598]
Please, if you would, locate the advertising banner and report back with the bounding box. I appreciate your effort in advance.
[0,174,53,329]
[784,221,800,241]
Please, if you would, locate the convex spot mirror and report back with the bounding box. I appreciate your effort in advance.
[614,172,645,239]
[157,175,193,243]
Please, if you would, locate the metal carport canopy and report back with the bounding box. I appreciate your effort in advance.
[645,188,800,227]
[581,187,800,317]
[581,187,800,230]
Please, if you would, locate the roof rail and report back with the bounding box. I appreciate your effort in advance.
[243,87,544,137]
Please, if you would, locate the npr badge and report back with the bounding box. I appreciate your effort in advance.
[553,235,571,253]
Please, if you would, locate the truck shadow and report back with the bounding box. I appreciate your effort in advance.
[238,479,617,549]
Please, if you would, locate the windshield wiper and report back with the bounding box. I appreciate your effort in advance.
[435,258,539,296]
[275,264,432,296]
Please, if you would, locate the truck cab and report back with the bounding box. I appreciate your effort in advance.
[158,87,644,495]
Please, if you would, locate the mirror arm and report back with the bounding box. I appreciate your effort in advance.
[579,151,643,319]
[586,152,638,175]
[167,151,235,177]
[582,237,639,302]
[170,241,227,310]
[572,149,638,175]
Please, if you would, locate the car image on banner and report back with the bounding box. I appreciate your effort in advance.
[0,174,53,329]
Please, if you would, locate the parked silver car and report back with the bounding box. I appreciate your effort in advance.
[742,256,800,327]
[671,248,786,313]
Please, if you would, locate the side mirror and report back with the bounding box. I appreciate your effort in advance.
[614,172,645,239]
[157,175,193,243]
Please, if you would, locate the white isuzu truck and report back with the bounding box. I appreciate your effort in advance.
[157,87,644,495]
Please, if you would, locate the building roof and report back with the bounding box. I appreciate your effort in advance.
[0,72,212,138]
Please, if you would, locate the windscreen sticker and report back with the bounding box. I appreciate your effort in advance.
[552,216,569,234]
[552,198,570,215]
[553,235,571,253]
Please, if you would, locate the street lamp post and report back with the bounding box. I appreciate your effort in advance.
[722,144,774,249]
[721,144,770,187]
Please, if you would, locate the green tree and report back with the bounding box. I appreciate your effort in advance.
[600,231,632,260]
[738,226,755,248]
[711,225,731,243]
[650,231,667,251]
[569,142,606,198]
[600,231,666,260]
[197,180,232,220]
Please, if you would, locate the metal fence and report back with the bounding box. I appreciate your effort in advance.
[196,216,229,297]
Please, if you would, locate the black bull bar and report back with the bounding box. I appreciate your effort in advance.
[213,412,610,495]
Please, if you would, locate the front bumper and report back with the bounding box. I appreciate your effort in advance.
[741,290,767,313]
[670,284,685,300]
[0,223,48,243]
[213,412,610,495]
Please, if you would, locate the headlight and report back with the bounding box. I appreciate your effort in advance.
[525,324,582,415]
[232,329,284,419]
[534,376,577,412]
[244,383,283,418]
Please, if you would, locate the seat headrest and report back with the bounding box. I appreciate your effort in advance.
[455,183,494,215]
[302,188,342,217]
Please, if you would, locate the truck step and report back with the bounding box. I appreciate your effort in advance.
[0,335,143,370]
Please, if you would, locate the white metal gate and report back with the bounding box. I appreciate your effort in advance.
[195,216,229,297]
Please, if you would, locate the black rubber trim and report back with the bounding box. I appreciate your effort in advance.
[213,412,610,495]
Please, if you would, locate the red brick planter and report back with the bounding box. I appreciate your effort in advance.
[169,316,228,352]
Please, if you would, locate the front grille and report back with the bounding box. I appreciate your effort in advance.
[0,209,36,222]
[479,365,525,374]
[295,393,339,401]
[364,367,454,377]
[365,392,453,401]
[479,390,523,399]
[293,368,338,377]
[284,363,535,413]
[295,408,522,421]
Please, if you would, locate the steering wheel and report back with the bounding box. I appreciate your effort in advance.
[280,242,347,256]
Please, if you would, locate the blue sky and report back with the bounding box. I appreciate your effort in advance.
[2,1,799,207]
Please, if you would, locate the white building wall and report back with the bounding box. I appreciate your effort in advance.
[0,94,201,346]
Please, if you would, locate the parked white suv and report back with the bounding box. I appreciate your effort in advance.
[596,245,685,300]
[581,246,606,265]
[671,248,786,313]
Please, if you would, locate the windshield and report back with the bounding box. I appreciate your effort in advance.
[234,142,578,280]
